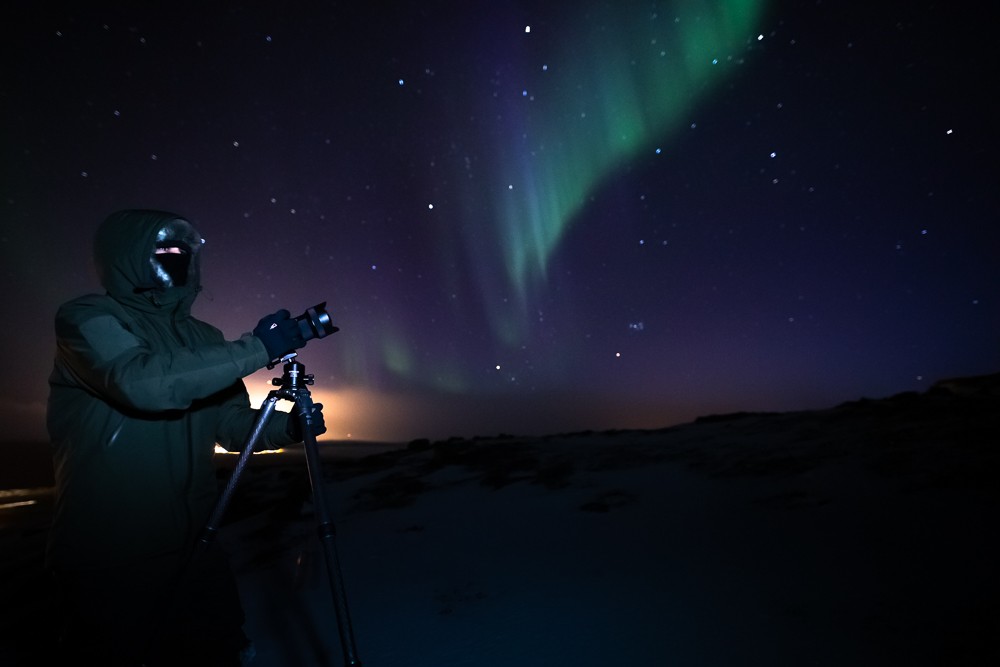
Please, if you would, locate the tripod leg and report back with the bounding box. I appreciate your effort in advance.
[296,393,363,667]
[198,394,281,553]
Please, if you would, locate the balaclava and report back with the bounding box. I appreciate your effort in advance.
[151,218,202,288]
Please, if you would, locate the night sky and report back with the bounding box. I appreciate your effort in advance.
[3,1,997,443]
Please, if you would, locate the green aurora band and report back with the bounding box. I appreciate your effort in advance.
[479,0,765,344]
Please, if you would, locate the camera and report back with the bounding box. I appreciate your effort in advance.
[295,302,339,341]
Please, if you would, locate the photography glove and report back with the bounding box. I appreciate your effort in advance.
[287,402,327,442]
[253,309,306,362]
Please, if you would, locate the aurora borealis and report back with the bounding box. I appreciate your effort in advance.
[3,1,997,442]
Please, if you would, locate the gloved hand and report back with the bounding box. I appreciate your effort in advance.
[287,402,327,442]
[253,309,306,362]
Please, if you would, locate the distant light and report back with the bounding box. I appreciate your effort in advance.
[496,364,501,370]
[522,89,528,97]
[655,148,662,154]
[508,184,514,190]
[758,34,764,41]
[525,25,531,33]
[398,79,405,86]
[214,444,285,455]
[232,140,240,147]
[428,203,434,209]
[770,151,777,158]
[615,352,621,358]
[542,64,548,71]
[0,500,37,509]
[946,128,953,135]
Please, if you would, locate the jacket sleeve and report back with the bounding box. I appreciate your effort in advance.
[54,299,271,413]
[214,382,298,452]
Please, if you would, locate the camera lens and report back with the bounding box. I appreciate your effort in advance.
[295,302,339,341]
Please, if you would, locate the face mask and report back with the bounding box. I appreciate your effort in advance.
[152,246,192,287]
[149,218,203,288]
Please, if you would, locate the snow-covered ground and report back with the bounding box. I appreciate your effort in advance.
[225,387,997,666]
[2,377,998,666]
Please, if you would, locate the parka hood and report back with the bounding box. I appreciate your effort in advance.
[94,209,204,312]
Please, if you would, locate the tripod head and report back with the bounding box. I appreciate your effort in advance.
[272,357,314,391]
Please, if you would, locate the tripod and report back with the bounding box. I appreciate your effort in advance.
[197,356,362,667]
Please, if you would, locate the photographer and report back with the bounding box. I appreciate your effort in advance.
[45,209,325,665]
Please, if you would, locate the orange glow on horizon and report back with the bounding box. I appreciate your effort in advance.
[240,367,700,444]
[242,368,400,443]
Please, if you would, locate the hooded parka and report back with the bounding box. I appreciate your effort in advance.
[46,209,295,571]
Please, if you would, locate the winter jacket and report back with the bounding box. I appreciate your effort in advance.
[46,209,295,571]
